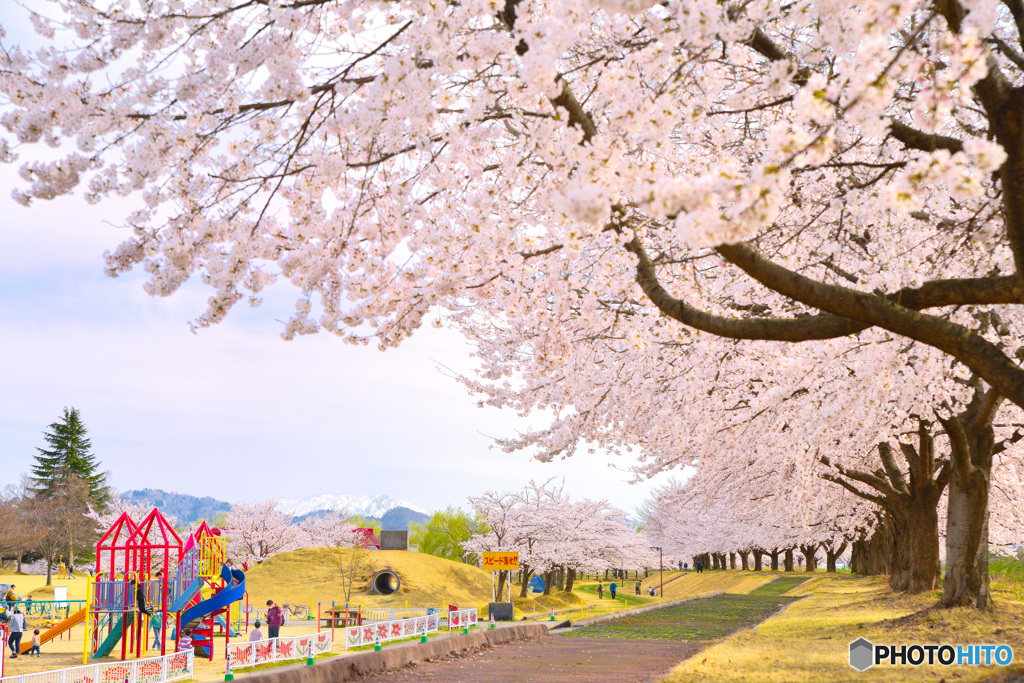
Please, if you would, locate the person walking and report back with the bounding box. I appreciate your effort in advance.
[609,581,617,600]
[8,609,24,658]
[150,611,163,649]
[696,561,703,574]
[29,629,40,656]
[596,581,604,599]
[249,620,264,642]
[635,579,641,595]
[177,628,193,652]
[266,600,283,639]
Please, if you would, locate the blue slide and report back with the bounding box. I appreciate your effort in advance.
[169,577,204,614]
[179,565,245,632]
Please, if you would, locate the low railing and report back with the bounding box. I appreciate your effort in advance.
[0,648,193,683]
[0,600,86,619]
[91,581,131,613]
[343,614,440,649]
[448,608,478,631]
[226,633,331,670]
[358,606,446,624]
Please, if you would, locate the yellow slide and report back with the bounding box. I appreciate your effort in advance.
[19,608,86,654]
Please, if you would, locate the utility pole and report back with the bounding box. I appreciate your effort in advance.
[650,546,663,598]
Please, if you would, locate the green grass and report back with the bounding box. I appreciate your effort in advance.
[575,584,650,605]
[746,576,810,597]
[565,580,806,642]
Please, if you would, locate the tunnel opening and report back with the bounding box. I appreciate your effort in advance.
[371,569,401,595]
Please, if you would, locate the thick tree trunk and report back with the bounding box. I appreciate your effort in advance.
[784,548,794,572]
[565,568,576,593]
[519,568,534,598]
[940,466,992,608]
[753,550,763,571]
[825,542,847,573]
[740,551,749,571]
[801,544,817,572]
[543,571,554,596]
[936,391,997,610]
[770,550,779,571]
[496,570,507,600]
[729,553,736,569]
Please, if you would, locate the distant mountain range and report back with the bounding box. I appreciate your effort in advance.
[121,489,431,530]
[277,493,427,518]
[122,489,232,524]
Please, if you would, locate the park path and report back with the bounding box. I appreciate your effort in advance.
[354,576,809,682]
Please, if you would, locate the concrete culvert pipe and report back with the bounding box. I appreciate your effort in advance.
[371,569,401,595]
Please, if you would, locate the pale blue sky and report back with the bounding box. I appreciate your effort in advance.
[0,5,674,514]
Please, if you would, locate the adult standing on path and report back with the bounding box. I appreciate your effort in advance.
[597,581,604,599]
[696,561,703,574]
[8,609,24,658]
[266,600,283,639]
[610,581,617,600]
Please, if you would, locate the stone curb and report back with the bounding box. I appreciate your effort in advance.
[243,624,549,682]
[571,591,724,628]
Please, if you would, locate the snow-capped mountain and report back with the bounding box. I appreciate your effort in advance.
[277,493,427,519]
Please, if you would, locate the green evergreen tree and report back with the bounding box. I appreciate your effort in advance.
[30,407,111,509]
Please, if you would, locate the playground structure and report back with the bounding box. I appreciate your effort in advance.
[66,510,246,663]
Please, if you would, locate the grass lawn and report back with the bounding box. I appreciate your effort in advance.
[664,572,1024,682]
[566,577,808,641]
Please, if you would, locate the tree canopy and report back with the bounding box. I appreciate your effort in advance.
[30,407,110,509]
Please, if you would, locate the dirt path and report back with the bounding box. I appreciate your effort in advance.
[354,636,707,682]
[355,577,810,682]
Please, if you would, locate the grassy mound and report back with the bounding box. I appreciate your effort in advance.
[244,548,494,610]
[641,570,776,599]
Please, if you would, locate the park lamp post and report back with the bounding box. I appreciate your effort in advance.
[650,546,663,598]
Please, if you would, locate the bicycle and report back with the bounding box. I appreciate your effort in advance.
[281,603,308,620]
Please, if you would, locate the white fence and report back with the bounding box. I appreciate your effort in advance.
[359,607,440,623]
[343,614,440,649]
[448,608,478,631]
[226,632,331,671]
[0,649,193,683]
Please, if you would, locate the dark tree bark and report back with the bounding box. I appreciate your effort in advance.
[496,570,507,600]
[934,384,1014,610]
[784,548,794,572]
[542,571,554,596]
[821,419,947,592]
[825,541,848,573]
[800,544,818,572]
[519,567,534,598]
[565,568,576,593]
[753,550,763,571]
[730,553,736,569]
[740,551,750,571]
[770,550,780,571]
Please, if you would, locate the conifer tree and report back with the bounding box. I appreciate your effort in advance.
[30,407,110,510]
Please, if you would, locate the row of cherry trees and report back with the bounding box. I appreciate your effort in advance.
[6,0,1024,611]
[465,480,655,598]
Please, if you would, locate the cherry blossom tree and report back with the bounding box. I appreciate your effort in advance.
[466,479,655,596]
[5,0,1024,610]
[223,500,301,565]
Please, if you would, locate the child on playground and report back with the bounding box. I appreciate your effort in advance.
[29,630,40,656]
[177,628,193,652]
[249,620,263,642]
